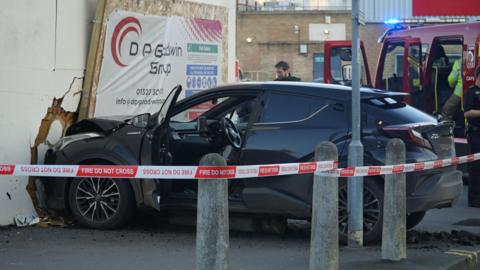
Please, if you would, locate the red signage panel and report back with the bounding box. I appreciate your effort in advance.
[413,0,480,16]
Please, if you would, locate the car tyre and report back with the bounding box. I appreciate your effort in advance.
[406,211,426,230]
[338,178,384,245]
[68,177,135,229]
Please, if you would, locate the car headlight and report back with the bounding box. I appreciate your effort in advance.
[54,132,102,152]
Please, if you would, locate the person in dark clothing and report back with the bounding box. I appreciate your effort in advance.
[464,66,480,207]
[274,61,301,81]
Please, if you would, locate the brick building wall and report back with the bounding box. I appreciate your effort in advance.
[237,11,388,83]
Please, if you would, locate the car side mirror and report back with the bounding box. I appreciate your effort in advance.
[132,113,151,128]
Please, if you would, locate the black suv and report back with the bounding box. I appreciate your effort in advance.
[42,82,462,243]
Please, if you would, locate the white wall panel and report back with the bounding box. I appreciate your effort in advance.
[55,0,97,69]
[0,0,56,70]
[0,1,93,226]
[360,0,412,23]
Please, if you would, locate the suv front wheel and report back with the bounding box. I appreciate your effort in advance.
[68,177,135,229]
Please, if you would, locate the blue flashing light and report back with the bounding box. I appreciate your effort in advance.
[384,18,401,25]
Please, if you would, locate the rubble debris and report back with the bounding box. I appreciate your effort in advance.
[14,214,39,227]
[408,230,480,246]
[36,215,75,228]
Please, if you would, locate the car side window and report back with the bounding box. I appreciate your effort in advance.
[259,93,327,123]
[228,98,257,125]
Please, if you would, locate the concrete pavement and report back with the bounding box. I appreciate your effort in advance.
[416,186,480,236]
[339,186,480,269]
[339,247,476,270]
[0,187,479,270]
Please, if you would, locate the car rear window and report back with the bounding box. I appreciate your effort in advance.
[364,97,404,108]
[364,98,436,125]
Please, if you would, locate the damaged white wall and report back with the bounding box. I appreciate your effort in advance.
[0,0,96,226]
[0,0,235,226]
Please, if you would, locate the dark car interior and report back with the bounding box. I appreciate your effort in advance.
[166,92,260,197]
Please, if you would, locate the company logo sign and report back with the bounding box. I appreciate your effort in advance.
[111,17,142,67]
[110,16,182,73]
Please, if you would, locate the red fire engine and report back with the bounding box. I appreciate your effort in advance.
[324,22,480,138]
[323,22,480,179]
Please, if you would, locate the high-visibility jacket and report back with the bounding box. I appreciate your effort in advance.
[448,60,463,97]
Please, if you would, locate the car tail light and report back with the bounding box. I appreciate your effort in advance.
[381,124,432,149]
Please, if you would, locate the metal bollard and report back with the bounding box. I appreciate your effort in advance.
[309,142,339,270]
[381,138,407,261]
[196,153,229,270]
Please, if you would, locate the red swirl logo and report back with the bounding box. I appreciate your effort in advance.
[111,17,142,67]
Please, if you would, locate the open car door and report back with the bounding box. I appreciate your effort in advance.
[134,85,182,210]
[140,84,183,166]
[324,40,372,87]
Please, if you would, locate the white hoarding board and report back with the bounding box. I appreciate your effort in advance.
[95,10,222,117]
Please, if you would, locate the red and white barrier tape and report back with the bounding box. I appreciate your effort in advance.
[0,153,478,180]
[0,160,337,180]
[320,153,480,177]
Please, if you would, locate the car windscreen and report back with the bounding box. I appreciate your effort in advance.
[171,97,230,123]
[363,97,436,125]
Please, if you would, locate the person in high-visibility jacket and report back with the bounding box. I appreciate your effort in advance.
[441,59,463,120]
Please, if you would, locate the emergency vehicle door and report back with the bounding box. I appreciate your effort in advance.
[323,41,372,87]
[477,35,480,68]
[425,36,464,115]
[474,34,480,74]
[375,37,422,107]
[404,38,423,108]
[375,38,406,92]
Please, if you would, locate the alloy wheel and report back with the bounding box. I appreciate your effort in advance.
[338,184,382,235]
[75,177,121,222]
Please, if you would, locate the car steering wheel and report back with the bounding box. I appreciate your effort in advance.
[221,117,242,149]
